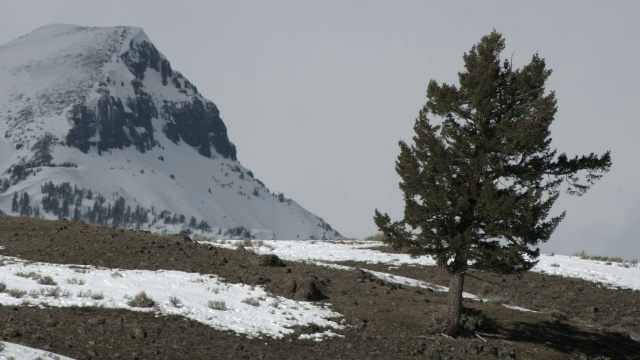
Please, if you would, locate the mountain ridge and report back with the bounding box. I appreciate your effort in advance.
[0,24,339,240]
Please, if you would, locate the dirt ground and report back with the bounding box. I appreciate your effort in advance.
[0,216,638,359]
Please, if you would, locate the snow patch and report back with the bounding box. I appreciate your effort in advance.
[0,255,344,339]
[0,341,74,360]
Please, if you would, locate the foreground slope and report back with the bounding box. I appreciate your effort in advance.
[0,216,639,359]
[0,24,338,239]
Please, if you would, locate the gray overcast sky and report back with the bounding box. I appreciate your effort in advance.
[1,1,638,258]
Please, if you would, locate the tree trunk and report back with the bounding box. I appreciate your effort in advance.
[444,271,465,337]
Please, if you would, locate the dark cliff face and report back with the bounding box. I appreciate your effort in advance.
[65,88,157,154]
[65,37,236,161]
[161,97,237,160]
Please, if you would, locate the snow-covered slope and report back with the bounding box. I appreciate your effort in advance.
[0,24,339,239]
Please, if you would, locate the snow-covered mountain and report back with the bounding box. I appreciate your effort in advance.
[0,24,339,239]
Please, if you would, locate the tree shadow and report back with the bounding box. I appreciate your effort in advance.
[487,319,640,359]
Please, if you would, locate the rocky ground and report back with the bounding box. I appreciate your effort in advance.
[0,216,638,359]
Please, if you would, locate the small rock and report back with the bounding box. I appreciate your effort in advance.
[46,319,59,328]
[285,280,298,297]
[3,328,20,338]
[356,319,368,329]
[87,317,106,326]
[130,327,147,339]
[288,277,328,301]
[259,254,286,267]
[256,276,271,285]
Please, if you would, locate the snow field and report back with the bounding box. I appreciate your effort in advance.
[203,239,640,292]
[0,255,345,341]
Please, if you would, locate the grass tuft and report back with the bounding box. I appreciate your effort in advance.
[169,296,182,307]
[15,271,40,279]
[66,277,86,285]
[8,288,27,298]
[29,287,70,298]
[364,232,388,242]
[37,275,57,285]
[78,290,105,300]
[207,300,227,310]
[242,297,261,307]
[573,250,627,264]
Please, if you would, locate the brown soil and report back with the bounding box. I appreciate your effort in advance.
[0,215,638,359]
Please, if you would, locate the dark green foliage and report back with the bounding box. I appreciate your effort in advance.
[374,31,611,335]
[40,182,147,227]
[11,192,18,213]
[111,197,126,227]
[30,133,56,166]
[4,157,77,187]
[196,220,211,232]
[65,104,97,153]
[375,31,610,275]
[227,226,252,239]
[19,192,32,216]
[0,178,9,193]
[38,183,208,232]
[10,192,32,216]
[7,161,35,184]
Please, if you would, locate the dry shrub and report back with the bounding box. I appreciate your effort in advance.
[169,296,182,307]
[127,291,155,308]
[208,300,227,310]
[364,232,388,242]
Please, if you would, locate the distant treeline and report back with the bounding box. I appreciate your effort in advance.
[6,182,255,237]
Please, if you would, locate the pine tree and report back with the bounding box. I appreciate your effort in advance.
[11,192,18,213]
[19,192,31,216]
[374,31,611,336]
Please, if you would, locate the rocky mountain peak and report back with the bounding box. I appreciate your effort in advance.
[0,25,339,240]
